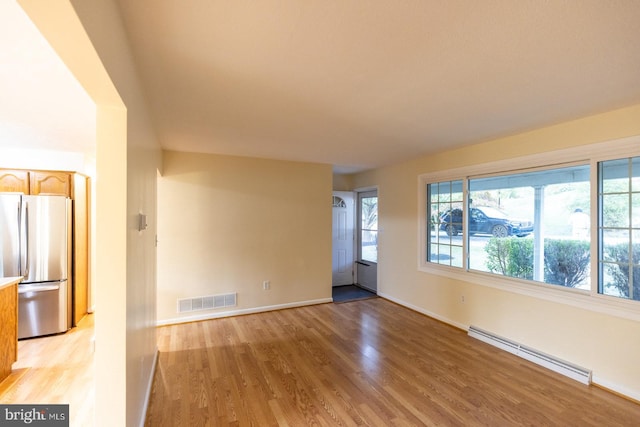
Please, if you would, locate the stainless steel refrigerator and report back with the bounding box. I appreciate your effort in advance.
[0,194,72,339]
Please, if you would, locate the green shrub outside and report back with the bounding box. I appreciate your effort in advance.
[603,243,640,300]
[543,239,590,288]
[484,238,590,287]
[484,238,640,299]
[484,237,534,280]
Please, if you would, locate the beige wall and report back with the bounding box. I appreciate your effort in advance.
[332,173,354,191]
[351,103,640,400]
[21,1,162,426]
[157,151,333,323]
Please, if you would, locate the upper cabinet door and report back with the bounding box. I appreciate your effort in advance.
[29,171,71,197]
[0,170,30,194]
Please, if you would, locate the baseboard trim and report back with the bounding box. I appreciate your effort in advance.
[377,292,469,331]
[592,375,640,405]
[156,298,334,326]
[139,347,159,427]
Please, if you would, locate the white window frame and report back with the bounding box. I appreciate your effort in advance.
[418,135,640,322]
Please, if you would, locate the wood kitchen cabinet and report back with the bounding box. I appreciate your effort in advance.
[29,171,72,197]
[0,278,19,382]
[0,169,30,194]
[0,169,71,197]
[72,174,89,324]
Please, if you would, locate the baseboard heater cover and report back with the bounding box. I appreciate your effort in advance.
[468,326,592,385]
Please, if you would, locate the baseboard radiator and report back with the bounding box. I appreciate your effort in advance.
[468,326,592,385]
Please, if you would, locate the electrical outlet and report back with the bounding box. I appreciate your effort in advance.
[263,280,270,290]
[461,295,465,303]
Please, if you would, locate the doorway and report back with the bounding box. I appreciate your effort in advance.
[332,191,355,286]
[356,190,378,293]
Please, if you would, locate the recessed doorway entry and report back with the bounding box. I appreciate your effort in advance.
[356,190,378,293]
[332,191,355,287]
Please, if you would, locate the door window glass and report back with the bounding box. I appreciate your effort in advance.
[360,194,378,263]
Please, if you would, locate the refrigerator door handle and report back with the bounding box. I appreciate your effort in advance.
[16,199,23,276]
[19,284,60,293]
[22,201,30,279]
[19,199,25,277]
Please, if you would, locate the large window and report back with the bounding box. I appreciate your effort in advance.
[422,149,640,301]
[598,156,640,301]
[427,164,592,290]
[422,142,640,312]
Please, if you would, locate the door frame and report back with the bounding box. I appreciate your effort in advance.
[355,186,378,292]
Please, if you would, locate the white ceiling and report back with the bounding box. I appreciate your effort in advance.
[0,1,95,155]
[116,0,640,173]
[3,2,640,174]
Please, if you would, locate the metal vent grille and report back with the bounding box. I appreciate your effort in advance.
[177,293,237,313]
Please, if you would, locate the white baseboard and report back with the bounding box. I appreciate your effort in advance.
[156,297,333,326]
[139,347,159,427]
[592,375,640,404]
[377,291,469,331]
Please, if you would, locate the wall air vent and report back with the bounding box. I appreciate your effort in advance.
[177,292,237,313]
[468,326,592,385]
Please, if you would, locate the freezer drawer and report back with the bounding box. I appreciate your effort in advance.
[18,281,71,339]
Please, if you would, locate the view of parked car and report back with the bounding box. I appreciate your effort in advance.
[439,206,534,237]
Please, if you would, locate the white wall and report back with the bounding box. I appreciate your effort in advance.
[351,103,640,401]
[0,147,93,174]
[157,151,333,324]
[20,1,162,426]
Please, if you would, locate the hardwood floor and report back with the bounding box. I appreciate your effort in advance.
[0,314,94,426]
[145,299,640,426]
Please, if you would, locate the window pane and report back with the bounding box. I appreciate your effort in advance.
[602,229,629,262]
[360,197,377,230]
[601,158,629,193]
[601,264,623,297]
[469,164,590,289]
[632,156,640,192]
[361,230,377,262]
[598,156,640,301]
[360,195,377,263]
[427,180,464,268]
[450,245,463,268]
[633,193,640,228]
[602,194,629,228]
[601,261,640,300]
[634,230,640,265]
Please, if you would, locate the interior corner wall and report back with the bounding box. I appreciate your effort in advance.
[20,1,163,426]
[350,103,640,400]
[332,173,354,191]
[157,150,333,323]
[69,0,163,424]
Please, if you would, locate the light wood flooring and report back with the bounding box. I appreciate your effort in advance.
[0,314,95,426]
[145,298,640,426]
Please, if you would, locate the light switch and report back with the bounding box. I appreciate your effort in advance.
[138,213,148,231]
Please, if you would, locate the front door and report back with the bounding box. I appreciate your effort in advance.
[357,190,378,293]
[332,192,354,286]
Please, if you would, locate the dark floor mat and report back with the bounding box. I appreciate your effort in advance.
[332,285,377,303]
